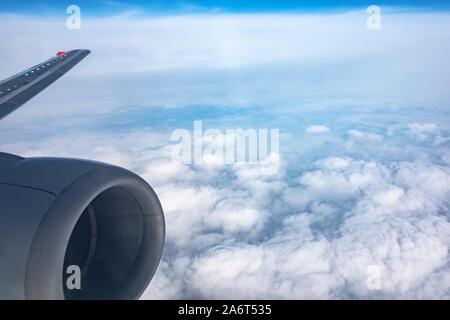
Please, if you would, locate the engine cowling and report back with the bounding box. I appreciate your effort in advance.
[0,152,165,300]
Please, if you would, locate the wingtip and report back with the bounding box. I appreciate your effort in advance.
[57,49,91,56]
[78,49,91,55]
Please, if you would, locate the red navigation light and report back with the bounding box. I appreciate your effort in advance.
[56,51,66,56]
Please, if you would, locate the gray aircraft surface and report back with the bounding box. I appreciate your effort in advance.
[0,50,165,300]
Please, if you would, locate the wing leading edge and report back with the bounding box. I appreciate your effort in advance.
[0,49,90,120]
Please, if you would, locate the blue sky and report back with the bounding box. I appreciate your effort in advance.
[0,2,449,299]
[1,0,450,16]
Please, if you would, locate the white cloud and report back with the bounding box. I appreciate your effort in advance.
[371,186,404,206]
[206,204,266,234]
[409,123,439,135]
[306,125,330,134]
[408,123,440,141]
[347,129,383,142]
[316,157,350,169]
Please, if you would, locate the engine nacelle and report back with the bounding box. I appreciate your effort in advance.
[0,152,165,300]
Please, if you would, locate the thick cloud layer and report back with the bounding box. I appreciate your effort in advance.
[0,9,449,299]
[144,128,450,299]
[2,112,449,299]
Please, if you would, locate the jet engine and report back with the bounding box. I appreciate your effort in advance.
[0,152,165,299]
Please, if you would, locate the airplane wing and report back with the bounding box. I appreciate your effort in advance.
[0,49,90,120]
